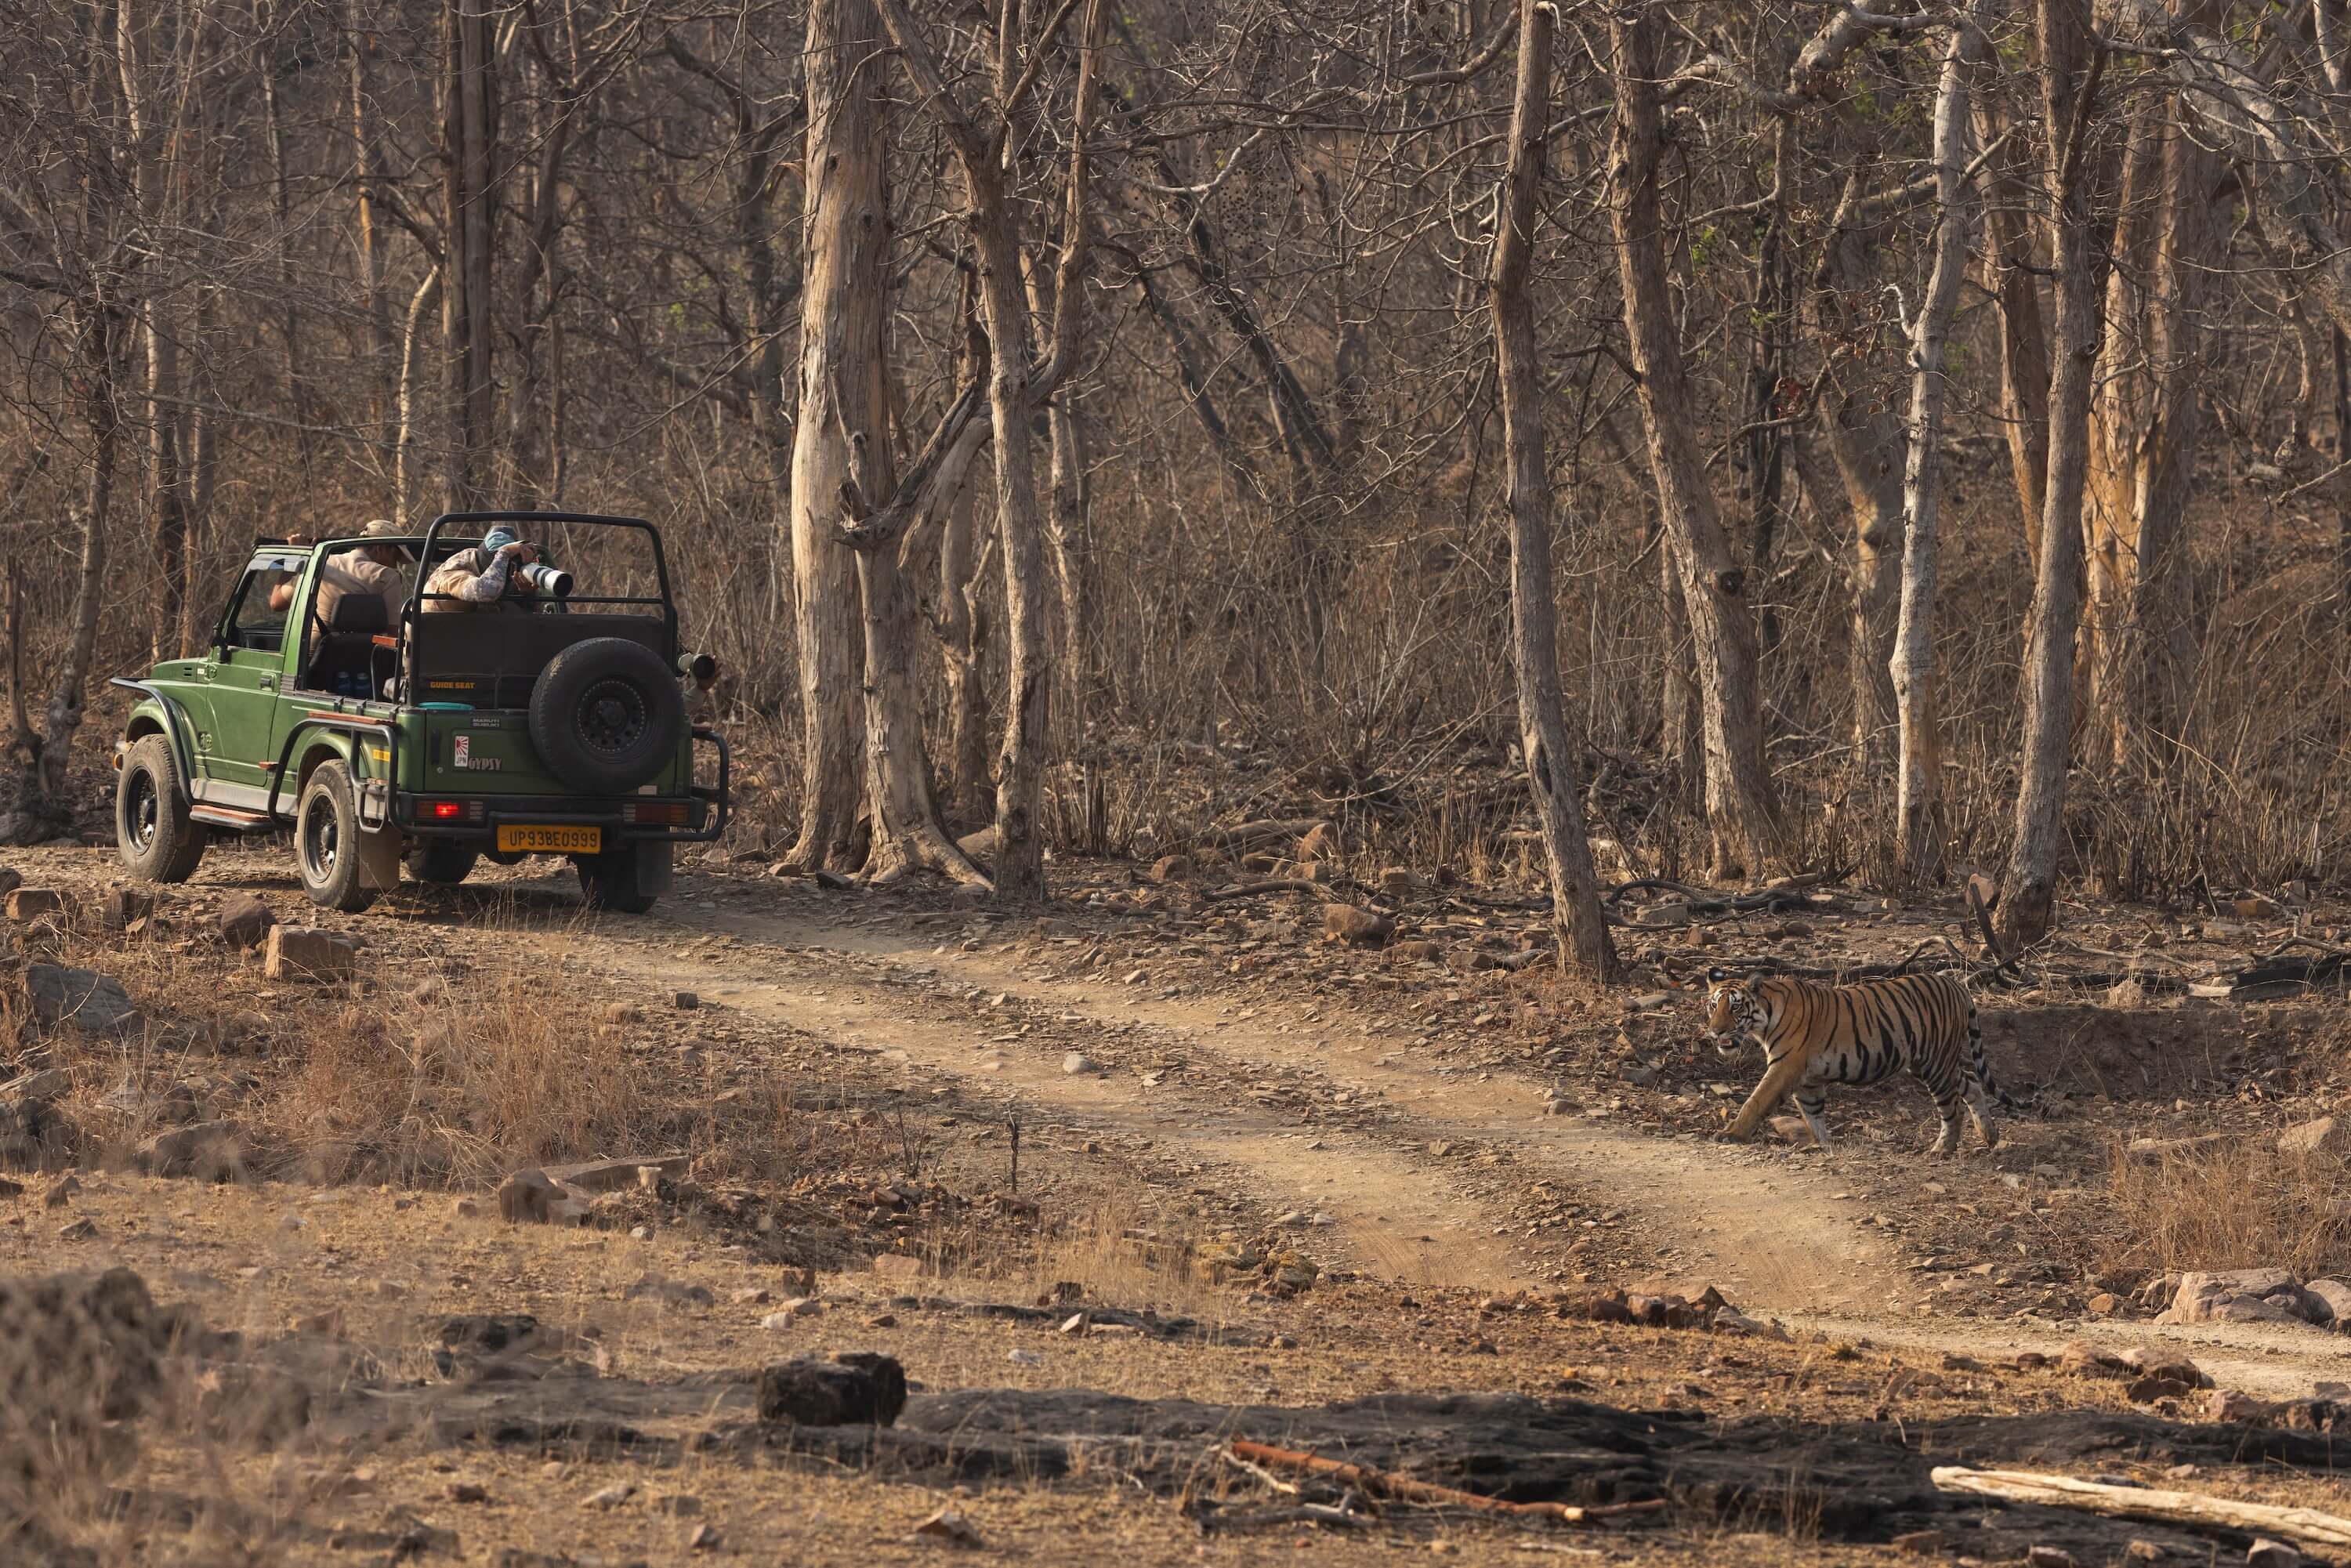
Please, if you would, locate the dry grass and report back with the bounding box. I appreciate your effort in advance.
[2099,1138,2351,1280]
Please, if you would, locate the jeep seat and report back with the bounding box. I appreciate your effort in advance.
[303,592,390,695]
[407,610,668,710]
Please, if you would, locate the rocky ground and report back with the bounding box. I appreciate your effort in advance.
[9,824,2351,1564]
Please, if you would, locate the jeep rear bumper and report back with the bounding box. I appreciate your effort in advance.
[393,726,731,844]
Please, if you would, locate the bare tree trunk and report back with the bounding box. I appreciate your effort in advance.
[938,474,994,826]
[1976,91,2052,563]
[1805,191,1906,771]
[1890,13,1984,881]
[440,0,498,509]
[1490,0,1616,981]
[395,265,441,524]
[1999,0,2111,951]
[347,0,393,431]
[1609,3,1777,878]
[2084,41,2219,774]
[780,0,882,871]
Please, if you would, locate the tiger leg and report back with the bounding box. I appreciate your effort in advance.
[1962,1073,2001,1149]
[1721,1052,1812,1143]
[1910,1062,1963,1156]
[1792,1088,1833,1153]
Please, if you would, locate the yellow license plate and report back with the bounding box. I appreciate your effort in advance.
[496,824,602,854]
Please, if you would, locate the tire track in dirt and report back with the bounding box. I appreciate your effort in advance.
[607,904,1886,1310]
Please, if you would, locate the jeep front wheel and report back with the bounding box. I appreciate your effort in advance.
[115,734,207,882]
[296,761,377,912]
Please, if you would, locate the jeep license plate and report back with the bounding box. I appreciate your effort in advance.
[496,824,602,854]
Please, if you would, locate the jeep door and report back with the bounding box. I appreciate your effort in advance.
[190,554,300,806]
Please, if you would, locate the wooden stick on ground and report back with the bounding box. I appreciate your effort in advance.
[1228,1439,1666,1524]
[1930,1467,2351,1550]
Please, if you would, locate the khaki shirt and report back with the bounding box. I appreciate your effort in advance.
[313,551,408,628]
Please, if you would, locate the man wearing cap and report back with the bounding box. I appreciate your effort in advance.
[269,518,411,625]
[421,524,541,613]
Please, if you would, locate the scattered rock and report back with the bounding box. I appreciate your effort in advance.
[497,1169,562,1225]
[1323,904,1393,946]
[2248,1541,2302,1568]
[217,897,276,951]
[624,1275,715,1310]
[872,1253,925,1282]
[1062,1052,1099,1075]
[1891,1530,1950,1555]
[1389,939,1441,964]
[2125,1542,2167,1562]
[686,1523,721,1552]
[56,1216,96,1240]
[1148,854,1193,884]
[2087,1293,2121,1316]
[2279,1117,2351,1160]
[544,1154,686,1193]
[101,888,155,932]
[5,889,67,923]
[1378,867,1416,896]
[2161,1269,2298,1325]
[1,1068,68,1103]
[755,1351,907,1426]
[2208,1389,2273,1423]
[136,1121,245,1181]
[1058,1311,1089,1336]
[41,1175,78,1209]
[24,965,144,1037]
[1295,822,1340,861]
[673,991,700,1010]
[450,1483,491,1505]
[263,927,357,982]
[2027,1548,2082,1568]
[2235,894,2284,920]
[2304,1278,2351,1325]
[911,1507,984,1548]
[584,1483,636,1509]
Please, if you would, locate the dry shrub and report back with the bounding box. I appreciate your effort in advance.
[1018,1198,1214,1317]
[284,965,654,1187]
[2100,1139,2351,1278]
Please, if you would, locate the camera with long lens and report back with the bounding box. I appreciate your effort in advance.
[515,560,574,598]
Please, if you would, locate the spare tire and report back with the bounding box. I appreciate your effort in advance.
[528,637,685,793]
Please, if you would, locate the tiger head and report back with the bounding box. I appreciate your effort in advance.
[1703,967,1760,1057]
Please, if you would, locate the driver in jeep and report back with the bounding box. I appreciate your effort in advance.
[422,524,545,612]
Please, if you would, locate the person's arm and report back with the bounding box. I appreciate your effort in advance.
[442,542,530,603]
[269,581,295,613]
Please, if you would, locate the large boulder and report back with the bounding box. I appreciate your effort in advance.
[137,1120,247,1181]
[2163,1268,2304,1324]
[755,1351,907,1426]
[263,927,357,982]
[2280,1117,2351,1160]
[24,965,143,1038]
[218,897,275,952]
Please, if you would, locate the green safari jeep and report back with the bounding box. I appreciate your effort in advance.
[110,511,729,914]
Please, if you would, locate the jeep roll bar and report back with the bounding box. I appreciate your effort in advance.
[408,511,679,650]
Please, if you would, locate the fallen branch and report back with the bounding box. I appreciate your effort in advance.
[1206,818,1330,849]
[1930,1465,2351,1550]
[1228,1439,1668,1523]
[1202,878,1338,904]
[1603,867,1853,914]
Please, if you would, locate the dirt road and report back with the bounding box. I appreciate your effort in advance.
[539,879,2351,1402]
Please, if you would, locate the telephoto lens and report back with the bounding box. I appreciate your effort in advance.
[517,561,574,598]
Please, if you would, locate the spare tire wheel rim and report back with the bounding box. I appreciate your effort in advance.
[576,676,650,759]
[302,791,340,882]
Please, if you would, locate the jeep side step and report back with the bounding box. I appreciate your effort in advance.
[190,802,273,831]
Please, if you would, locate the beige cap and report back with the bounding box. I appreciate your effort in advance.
[359,517,400,537]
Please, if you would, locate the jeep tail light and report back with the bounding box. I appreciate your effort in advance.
[623,802,689,826]
[423,799,483,823]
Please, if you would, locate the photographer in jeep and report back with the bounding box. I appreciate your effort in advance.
[421,524,571,612]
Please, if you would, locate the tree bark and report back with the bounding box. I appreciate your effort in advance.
[395,266,442,525]
[937,471,994,826]
[1890,12,1985,881]
[1975,90,2052,563]
[1999,0,2111,951]
[1608,3,1777,878]
[1490,0,1616,981]
[440,0,498,509]
[780,0,884,872]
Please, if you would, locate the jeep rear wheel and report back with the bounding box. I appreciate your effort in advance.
[404,842,480,885]
[527,637,684,794]
[296,761,376,912]
[115,735,207,882]
[577,849,659,914]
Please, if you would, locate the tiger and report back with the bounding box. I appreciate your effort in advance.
[1702,966,2016,1155]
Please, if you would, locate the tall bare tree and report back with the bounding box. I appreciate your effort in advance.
[1491,0,1616,980]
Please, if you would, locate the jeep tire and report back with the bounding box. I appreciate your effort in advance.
[296,760,377,912]
[577,847,660,914]
[115,734,207,882]
[527,637,683,794]
[404,842,480,885]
